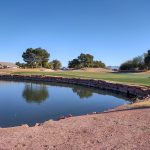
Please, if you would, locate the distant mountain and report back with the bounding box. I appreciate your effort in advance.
[107,66,119,70]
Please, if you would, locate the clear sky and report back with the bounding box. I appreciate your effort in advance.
[0,0,150,66]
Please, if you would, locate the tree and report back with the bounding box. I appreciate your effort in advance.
[120,60,134,70]
[68,59,81,69]
[68,53,105,69]
[42,61,51,69]
[48,62,54,69]
[16,62,21,67]
[78,53,94,68]
[16,62,26,68]
[52,60,62,70]
[120,55,146,71]
[22,48,50,68]
[144,50,150,70]
[93,60,105,68]
[132,56,145,69]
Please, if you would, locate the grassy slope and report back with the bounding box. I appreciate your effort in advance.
[129,100,150,108]
[13,71,150,86]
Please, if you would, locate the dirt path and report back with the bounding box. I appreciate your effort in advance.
[0,108,150,150]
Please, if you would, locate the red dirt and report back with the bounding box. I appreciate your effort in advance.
[0,108,150,150]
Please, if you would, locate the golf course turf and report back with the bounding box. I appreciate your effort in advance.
[13,71,150,86]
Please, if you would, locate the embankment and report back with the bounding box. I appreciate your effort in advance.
[0,74,149,99]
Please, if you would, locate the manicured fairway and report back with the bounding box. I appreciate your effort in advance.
[13,71,150,86]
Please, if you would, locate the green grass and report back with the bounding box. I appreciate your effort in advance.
[13,71,150,86]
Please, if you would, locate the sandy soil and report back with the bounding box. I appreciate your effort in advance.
[0,107,150,150]
[0,68,56,74]
[72,67,111,72]
[0,67,111,74]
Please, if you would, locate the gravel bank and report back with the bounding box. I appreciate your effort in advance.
[0,108,150,150]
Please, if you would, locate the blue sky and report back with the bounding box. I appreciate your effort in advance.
[0,0,150,66]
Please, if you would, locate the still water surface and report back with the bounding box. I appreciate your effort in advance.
[0,80,130,127]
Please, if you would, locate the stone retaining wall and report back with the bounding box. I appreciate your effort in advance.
[0,75,149,98]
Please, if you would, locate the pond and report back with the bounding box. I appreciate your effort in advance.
[0,80,131,127]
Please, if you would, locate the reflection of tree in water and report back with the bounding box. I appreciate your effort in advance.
[22,83,49,104]
[46,82,131,101]
[72,86,93,99]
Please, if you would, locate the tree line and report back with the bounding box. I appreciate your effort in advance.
[16,48,150,71]
[16,48,106,70]
[120,50,150,71]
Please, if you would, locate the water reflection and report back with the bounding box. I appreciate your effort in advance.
[44,82,134,101]
[21,81,134,104]
[72,87,93,99]
[0,80,132,127]
[22,83,49,103]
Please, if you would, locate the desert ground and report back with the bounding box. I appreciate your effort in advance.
[0,103,150,150]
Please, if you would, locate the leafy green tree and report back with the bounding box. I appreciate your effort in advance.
[120,60,134,70]
[42,61,51,68]
[132,56,145,69]
[144,50,150,69]
[48,62,54,69]
[16,62,21,67]
[22,48,50,68]
[120,55,146,71]
[78,53,94,68]
[93,60,106,68]
[52,60,62,70]
[68,59,81,69]
[16,62,26,68]
[68,53,105,69]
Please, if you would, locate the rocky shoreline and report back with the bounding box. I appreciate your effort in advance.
[0,74,149,121]
[0,74,149,99]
